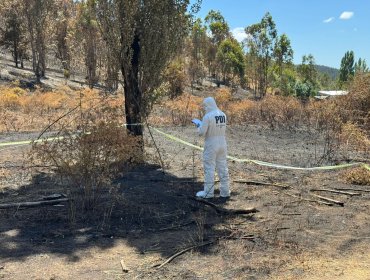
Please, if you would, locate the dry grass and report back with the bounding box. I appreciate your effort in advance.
[159,92,203,125]
[342,166,370,185]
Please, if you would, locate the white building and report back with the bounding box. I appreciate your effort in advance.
[315,90,348,99]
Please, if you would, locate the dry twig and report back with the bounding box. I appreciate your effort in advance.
[310,188,360,196]
[154,240,215,269]
[190,197,258,215]
[0,198,68,209]
[233,179,289,189]
[311,194,344,207]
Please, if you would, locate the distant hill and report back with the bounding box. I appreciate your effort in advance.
[315,65,339,80]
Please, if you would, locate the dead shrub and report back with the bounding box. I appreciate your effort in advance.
[259,96,303,129]
[23,91,70,114]
[164,92,202,125]
[31,114,141,225]
[215,87,232,109]
[338,122,370,159]
[226,99,257,124]
[0,86,26,111]
[341,73,370,130]
[342,166,370,185]
[0,84,123,133]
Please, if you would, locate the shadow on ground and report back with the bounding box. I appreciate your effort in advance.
[0,163,250,263]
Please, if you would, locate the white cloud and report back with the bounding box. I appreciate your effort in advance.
[231,27,250,42]
[339,11,354,20]
[323,17,334,23]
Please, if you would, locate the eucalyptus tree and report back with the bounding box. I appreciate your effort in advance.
[245,12,277,98]
[75,0,100,88]
[0,1,23,67]
[95,0,197,157]
[216,38,245,86]
[188,18,207,87]
[204,10,229,46]
[272,33,294,95]
[354,58,369,74]
[296,54,318,99]
[23,0,55,82]
[0,10,27,68]
[297,54,317,85]
[273,33,293,76]
[204,10,229,80]
[54,0,73,78]
[339,50,354,85]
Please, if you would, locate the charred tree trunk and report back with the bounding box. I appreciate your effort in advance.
[13,40,19,68]
[121,33,144,159]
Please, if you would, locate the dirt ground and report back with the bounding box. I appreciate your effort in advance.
[0,124,369,280]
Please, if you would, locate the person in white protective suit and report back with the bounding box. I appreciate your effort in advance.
[193,97,230,199]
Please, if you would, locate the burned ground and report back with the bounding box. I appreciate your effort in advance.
[0,125,369,280]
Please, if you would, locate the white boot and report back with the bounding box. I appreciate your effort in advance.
[196,190,214,199]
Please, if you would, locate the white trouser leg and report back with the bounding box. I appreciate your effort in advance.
[203,146,216,198]
[216,147,230,197]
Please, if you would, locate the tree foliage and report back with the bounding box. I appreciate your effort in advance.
[0,5,27,68]
[245,12,277,98]
[204,10,229,80]
[95,0,192,142]
[216,38,245,86]
[296,54,318,99]
[339,50,354,86]
[188,18,207,86]
[354,58,369,74]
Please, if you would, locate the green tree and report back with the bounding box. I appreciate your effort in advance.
[188,18,207,87]
[339,50,354,85]
[294,80,313,100]
[216,38,245,86]
[273,33,293,76]
[354,58,369,74]
[297,54,317,85]
[96,0,192,157]
[205,10,229,45]
[272,33,293,95]
[204,10,229,80]
[296,54,317,99]
[245,12,277,98]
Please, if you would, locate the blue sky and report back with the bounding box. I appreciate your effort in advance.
[192,0,370,69]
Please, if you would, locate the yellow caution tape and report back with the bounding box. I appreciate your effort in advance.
[1,126,369,171]
[0,136,65,147]
[152,127,369,171]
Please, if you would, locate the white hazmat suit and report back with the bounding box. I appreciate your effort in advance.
[194,97,230,199]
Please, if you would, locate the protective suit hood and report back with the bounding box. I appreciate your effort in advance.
[203,97,218,113]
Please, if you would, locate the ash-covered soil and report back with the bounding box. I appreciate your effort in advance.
[0,125,369,280]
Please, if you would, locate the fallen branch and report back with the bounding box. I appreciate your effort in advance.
[335,188,370,193]
[233,180,289,189]
[311,194,344,207]
[283,192,333,206]
[190,197,258,215]
[310,188,360,196]
[154,240,215,269]
[0,198,69,209]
